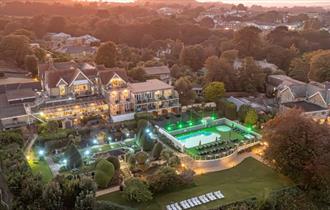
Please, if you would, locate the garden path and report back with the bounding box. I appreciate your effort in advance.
[96,186,120,197]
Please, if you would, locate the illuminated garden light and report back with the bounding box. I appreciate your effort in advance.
[178,123,183,129]
[84,150,90,156]
[38,149,45,156]
[167,126,172,131]
[145,128,150,133]
[247,127,252,132]
[189,121,193,126]
[93,139,98,145]
[62,159,67,165]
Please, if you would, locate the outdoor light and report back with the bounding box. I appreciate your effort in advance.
[38,149,45,156]
[108,136,112,141]
[126,133,130,137]
[167,126,172,131]
[26,155,31,161]
[189,121,193,126]
[247,127,252,132]
[93,139,98,144]
[145,128,150,133]
[84,150,90,156]
[178,123,183,129]
[62,159,67,165]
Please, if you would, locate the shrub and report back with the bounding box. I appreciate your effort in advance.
[107,156,120,171]
[123,178,153,203]
[95,170,110,189]
[135,151,149,165]
[95,159,115,189]
[151,142,163,160]
[64,144,82,169]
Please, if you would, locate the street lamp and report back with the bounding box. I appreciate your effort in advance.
[38,149,45,156]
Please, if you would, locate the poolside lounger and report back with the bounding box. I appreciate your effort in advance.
[166,205,172,210]
[184,200,191,208]
[203,195,210,202]
[215,191,224,199]
[175,203,182,210]
[206,193,215,201]
[213,191,221,199]
[198,195,207,203]
[210,193,218,200]
[194,197,202,205]
[171,204,177,210]
[187,199,195,207]
[179,201,187,209]
[191,198,198,206]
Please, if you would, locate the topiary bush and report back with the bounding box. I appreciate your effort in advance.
[151,142,163,160]
[95,159,115,189]
[107,156,120,171]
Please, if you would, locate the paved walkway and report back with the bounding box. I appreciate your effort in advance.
[181,151,264,175]
[45,156,60,176]
[24,134,38,155]
[96,186,120,197]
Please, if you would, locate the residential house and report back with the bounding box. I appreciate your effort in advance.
[143,66,171,84]
[267,75,330,123]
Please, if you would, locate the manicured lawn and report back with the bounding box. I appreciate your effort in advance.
[98,158,293,210]
[28,149,53,183]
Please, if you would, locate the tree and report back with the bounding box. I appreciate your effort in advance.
[203,82,225,102]
[24,55,38,77]
[234,26,263,58]
[0,35,32,66]
[238,104,251,122]
[48,16,67,33]
[309,50,330,82]
[205,56,222,82]
[136,120,155,151]
[289,57,309,82]
[148,166,183,194]
[224,101,237,120]
[64,144,82,169]
[151,142,163,160]
[75,191,95,210]
[43,181,64,210]
[128,67,146,82]
[95,41,117,68]
[180,45,205,71]
[175,76,196,105]
[263,109,330,203]
[123,178,153,203]
[168,155,181,168]
[244,109,258,126]
[239,57,266,92]
[12,29,36,40]
[199,17,214,28]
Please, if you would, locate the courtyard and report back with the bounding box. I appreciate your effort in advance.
[98,157,292,210]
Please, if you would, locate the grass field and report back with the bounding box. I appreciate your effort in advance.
[28,149,53,183]
[98,158,293,210]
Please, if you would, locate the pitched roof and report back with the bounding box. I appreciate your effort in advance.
[143,66,170,75]
[45,68,97,88]
[282,101,328,112]
[128,79,173,93]
[98,68,128,86]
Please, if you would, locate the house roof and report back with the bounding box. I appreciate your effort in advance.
[6,89,36,102]
[98,68,129,86]
[45,68,97,88]
[143,66,170,76]
[57,46,97,54]
[0,94,27,119]
[128,79,173,93]
[282,101,328,112]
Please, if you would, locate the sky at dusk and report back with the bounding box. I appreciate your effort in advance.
[80,0,330,7]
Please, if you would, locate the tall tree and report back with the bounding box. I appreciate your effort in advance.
[95,41,117,68]
[263,109,330,203]
[234,26,263,58]
[239,57,266,92]
[24,55,38,77]
[203,82,225,102]
[0,35,32,66]
[48,16,67,33]
[180,44,205,71]
[174,76,196,105]
[309,50,330,82]
[289,57,309,82]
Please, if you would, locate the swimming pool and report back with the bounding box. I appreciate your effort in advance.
[176,130,221,148]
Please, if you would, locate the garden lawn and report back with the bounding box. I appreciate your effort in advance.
[28,149,53,183]
[98,157,293,210]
